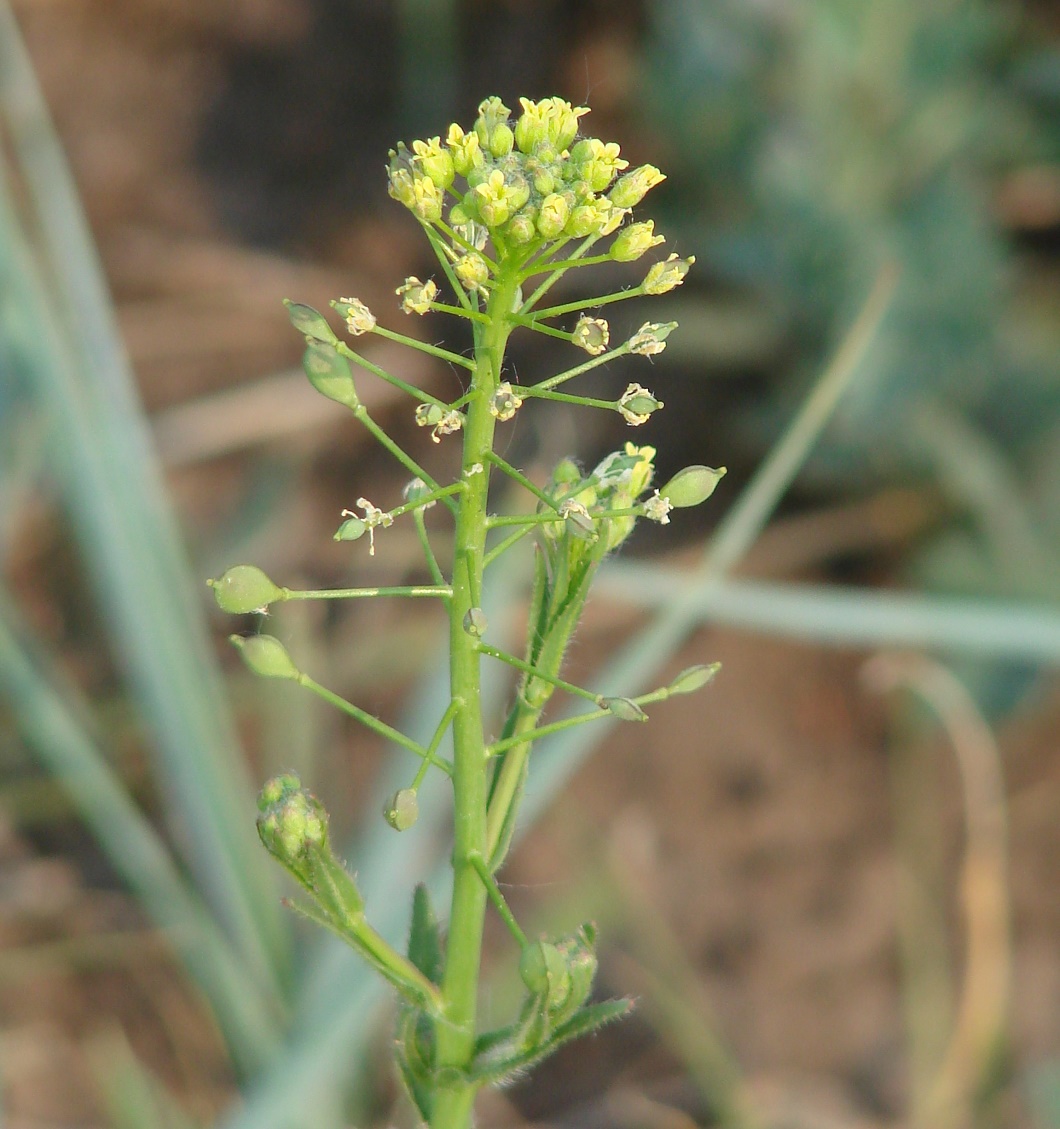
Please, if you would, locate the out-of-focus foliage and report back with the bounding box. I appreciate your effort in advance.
[644,0,1059,486]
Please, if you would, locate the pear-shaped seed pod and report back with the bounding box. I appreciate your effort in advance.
[659,465,727,508]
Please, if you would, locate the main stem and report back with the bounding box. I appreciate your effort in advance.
[431,273,517,1129]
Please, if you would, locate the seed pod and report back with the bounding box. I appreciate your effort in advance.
[230,634,301,681]
[463,607,488,637]
[600,696,647,722]
[519,940,571,1009]
[659,465,727,508]
[302,341,359,408]
[383,788,419,832]
[333,517,367,542]
[284,300,336,343]
[209,564,284,614]
[668,663,721,695]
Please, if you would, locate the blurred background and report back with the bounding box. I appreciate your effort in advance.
[0,0,1058,1126]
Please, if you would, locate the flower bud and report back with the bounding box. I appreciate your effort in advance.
[302,341,359,408]
[611,220,664,262]
[514,97,548,154]
[627,321,677,357]
[411,137,454,191]
[609,164,666,208]
[383,788,419,832]
[643,253,694,295]
[571,315,610,356]
[474,96,512,150]
[333,297,376,336]
[209,565,284,614]
[565,199,611,238]
[230,634,301,681]
[536,192,570,239]
[387,149,417,206]
[668,663,721,695]
[570,138,628,193]
[284,300,337,344]
[463,607,488,637]
[256,777,328,867]
[505,209,537,245]
[659,465,726,508]
[409,176,444,224]
[454,252,489,291]
[600,696,647,722]
[488,121,514,158]
[446,123,483,177]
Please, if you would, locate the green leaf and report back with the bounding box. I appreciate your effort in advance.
[470,999,634,1086]
[408,884,444,985]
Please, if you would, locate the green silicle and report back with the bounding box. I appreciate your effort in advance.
[210,95,723,1129]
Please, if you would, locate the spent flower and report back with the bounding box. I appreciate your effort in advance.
[396,276,438,315]
[571,315,610,355]
[628,321,678,356]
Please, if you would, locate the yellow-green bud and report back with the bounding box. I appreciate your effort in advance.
[411,137,454,191]
[231,634,301,681]
[571,315,610,355]
[536,192,571,239]
[446,123,483,177]
[609,164,666,208]
[284,300,337,343]
[257,771,302,812]
[387,161,416,207]
[302,340,359,408]
[409,175,444,224]
[643,253,694,295]
[570,137,628,193]
[489,121,514,158]
[514,96,550,154]
[668,663,721,695]
[505,210,537,244]
[611,220,664,262]
[659,465,726,508]
[383,788,419,832]
[454,252,490,291]
[474,96,512,149]
[209,565,284,614]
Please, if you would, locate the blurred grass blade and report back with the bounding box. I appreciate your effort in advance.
[91,1027,202,1129]
[595,571,1060,665]
[0,599,282,1073]
[0,4,288,995]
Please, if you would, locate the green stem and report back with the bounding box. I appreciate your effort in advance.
[469,853,527,949]
[336,341,450,408]
[530,286,645,321]
[519,386,622,412]
[475,642,599,704]
[298,676,452,776]
[280,585,451,601]
[431,267,520,1129]
[530,343,630,393]
[372,324,475,370]
[482,451,560,511]
[414,508,447,587]
[482,524,535,569]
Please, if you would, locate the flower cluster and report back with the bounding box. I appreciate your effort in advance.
[387,96,688,280]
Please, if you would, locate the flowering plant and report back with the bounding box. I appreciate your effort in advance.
[210,95,723,1129]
